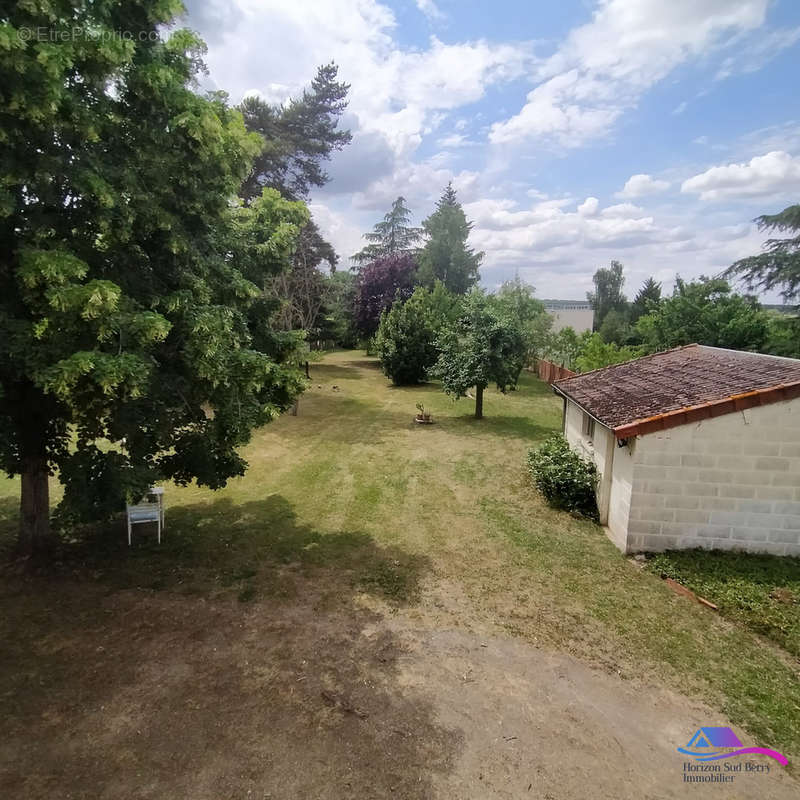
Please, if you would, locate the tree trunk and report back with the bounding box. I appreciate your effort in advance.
[19,457,52,555]
[475,384,484,420]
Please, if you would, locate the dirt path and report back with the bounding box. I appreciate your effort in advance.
[2,572,797,799]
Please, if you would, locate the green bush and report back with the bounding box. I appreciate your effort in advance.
[527,434,598,519]
[374,288,439,384]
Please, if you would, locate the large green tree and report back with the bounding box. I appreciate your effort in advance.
[433,291,525,419]
[417,183,483,294]
[0,3,307,553]
[352,196,423,265]
[587,260,627,330]
[726,204,800,304]
[490,277,552,365]
[635,277,770,353]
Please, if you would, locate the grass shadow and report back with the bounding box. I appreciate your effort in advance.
[341,359,382,371]
[0,494,456,800]
[445,414,558,442]
[308,363,362,381]
[26,494,429,607]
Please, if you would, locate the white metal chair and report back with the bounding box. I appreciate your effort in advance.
[126,486,165,545]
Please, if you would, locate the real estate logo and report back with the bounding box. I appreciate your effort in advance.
[678,726,787,784]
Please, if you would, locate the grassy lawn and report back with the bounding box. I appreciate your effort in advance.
[1,349,799,767]
[646,549,800,657]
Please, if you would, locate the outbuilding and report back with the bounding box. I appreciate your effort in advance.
[552,345,800,555]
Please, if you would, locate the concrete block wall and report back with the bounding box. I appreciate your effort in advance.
[626,398,800,555]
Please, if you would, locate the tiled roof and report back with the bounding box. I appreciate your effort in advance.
[553,344,800,438]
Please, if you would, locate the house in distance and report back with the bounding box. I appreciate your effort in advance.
[542,299,594,333]
[553,345,800,555]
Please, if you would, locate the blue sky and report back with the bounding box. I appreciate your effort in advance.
[183,0,800,300]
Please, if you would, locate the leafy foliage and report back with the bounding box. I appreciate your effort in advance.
[417,183,483,294]
[587,260,627,331]
[490,277,552,365]
[268,219,336,333]
[375,288,440,385]
[726,204,800,304]
[635,277,770,353]
[574,333,639,372]
[432,290,526,418]
[597,308,631,345]
[352,197,423,264]
[542,327,592,371]
[527,435,598,519]
[353,253,418,337]
[318,271,359,348]
[764,313,800,359]
[0,4,307,550]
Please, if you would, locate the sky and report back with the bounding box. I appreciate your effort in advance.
[181,0,800,301]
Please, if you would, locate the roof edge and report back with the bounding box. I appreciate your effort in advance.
[553,344,699,390]
[612,381,800,440]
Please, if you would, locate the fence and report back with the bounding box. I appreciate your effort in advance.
[533,358,576,384]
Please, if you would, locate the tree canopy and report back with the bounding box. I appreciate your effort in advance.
[726,204,800,305]
[490,277,552,365]
[351,197,423,265]
[1,3,307,553]
[432,291,525,419]
[417,183,483,294]
[353,253,418,337]
[635,277,770,353]
[587,260,627,330]
[375,287,441,385]
[630,277,662,323]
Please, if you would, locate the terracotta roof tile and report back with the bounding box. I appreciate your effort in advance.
[554,345,800,433]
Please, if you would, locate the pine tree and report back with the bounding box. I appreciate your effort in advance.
[352,197,423,264]
[726,204,800,304]
[239,63,352,203]
[417,184,483,294]
[630,277,662,322]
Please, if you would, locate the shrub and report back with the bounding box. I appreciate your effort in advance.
[375,287,439,384]
[527,434,598,519]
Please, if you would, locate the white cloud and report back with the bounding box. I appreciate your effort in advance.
[715,26,800,80]
[601,202,645,218]
[616,173,671,199]
[681,150,800,201]
[437,133,478,148]
[672,101,688,115]
[490,0,770,147]
[416,0,444,22]
[577,197,600,216]
[190,0,532,159]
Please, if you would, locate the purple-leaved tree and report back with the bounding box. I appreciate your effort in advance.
[354,254,418,337]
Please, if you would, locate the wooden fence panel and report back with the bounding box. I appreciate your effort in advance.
[533,359,576,384]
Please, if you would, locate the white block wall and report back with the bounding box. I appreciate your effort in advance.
[563,397,800,555]
[564,401,617,529]
[626,398,800,555]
